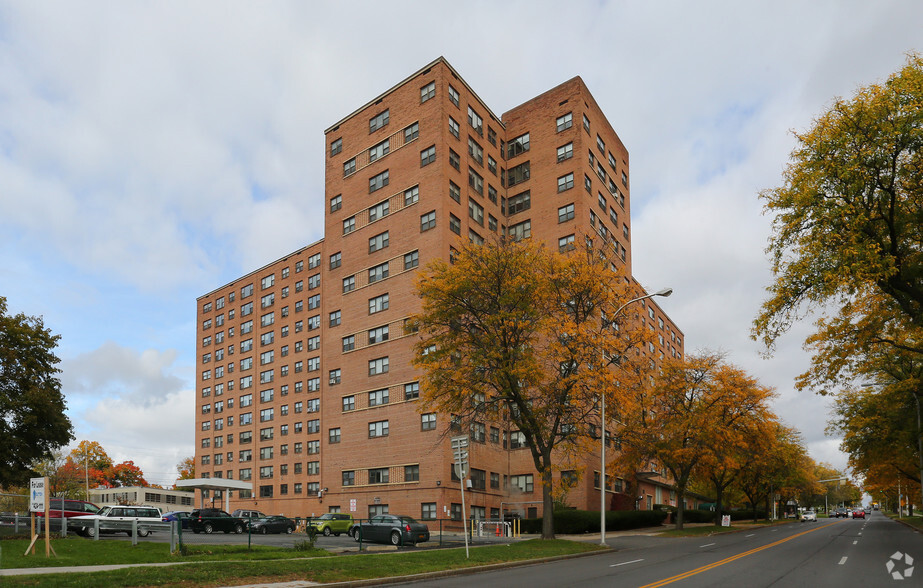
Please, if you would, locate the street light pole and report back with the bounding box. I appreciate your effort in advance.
[601,287,672,546]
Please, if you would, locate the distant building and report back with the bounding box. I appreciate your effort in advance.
[89,486,195,512]
[195,57,686,521]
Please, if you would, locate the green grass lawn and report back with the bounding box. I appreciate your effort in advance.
[0,538,602,587]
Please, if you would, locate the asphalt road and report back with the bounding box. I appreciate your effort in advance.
[394,512,922,587]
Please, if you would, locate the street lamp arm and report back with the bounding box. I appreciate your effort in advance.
[614,288,673,318]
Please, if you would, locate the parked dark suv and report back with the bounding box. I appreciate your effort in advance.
[189,508,245,534]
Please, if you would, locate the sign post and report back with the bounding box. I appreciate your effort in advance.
[451,435,469,558]
[26,477,54,557]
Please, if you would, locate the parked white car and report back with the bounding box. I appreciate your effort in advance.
[801,510,817,522]
[71,505,163,537]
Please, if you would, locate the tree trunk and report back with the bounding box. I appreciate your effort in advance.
[714,486,724,526]
[675,487,685,530]
[541,462,555,539]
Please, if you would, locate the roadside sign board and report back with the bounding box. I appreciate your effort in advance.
[29,478,46,512]
[451,436,469,479]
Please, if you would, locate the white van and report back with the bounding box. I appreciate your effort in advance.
[71,505,163,537]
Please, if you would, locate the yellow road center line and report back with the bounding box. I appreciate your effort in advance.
[638,521,838,588]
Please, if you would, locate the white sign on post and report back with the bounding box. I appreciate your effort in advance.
[721,514,731,527]
[30,478,46,513]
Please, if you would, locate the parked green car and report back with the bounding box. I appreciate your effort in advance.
[309,513,354,536]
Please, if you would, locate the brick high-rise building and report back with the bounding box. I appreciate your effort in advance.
[194,57,685,521]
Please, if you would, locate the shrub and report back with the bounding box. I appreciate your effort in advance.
[520,509,667,534]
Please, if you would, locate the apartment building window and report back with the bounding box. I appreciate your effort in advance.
[342,276,355,293]
[369,170,389,193]
[420,145,436,167]
[596,134,606,153]
[511,474,534,493]
[583,113,591,132]
[558,172,574,192]
[467,106,483,135]
[469,168,484,195]
[329,428,341,444]
[609,207,618,225]
[342,335,355,352]
[259,467,273,480]
[307,398,319,412]
[342,471,355,486]
[404,381,419,400]
[259,447,273,460]
[259,351,273,365]
[329,369,341,385]
[307,440,319,454]
[507,191,531,215]
[330,137,342,157]
[369,293,389,314]
[343,158,356,177]
[623,223,630,239]
[241,284,253,298]
[330,194,342,212]
[467,201,485,228]
[559,234,576,252]
[260,312,274,328]
[368,356,389,376]
[368,262,389,283]
[307,419,320,434]
[447,213,460,235]
[306,356,319,372]
[365,201,388,224]
[488,184,497,204]
[307,315,320,330]
[343,216,356,235]
[368,325,389,345]
[404,465,420,482]
[507,133,530,159]
[508,220,531,242]
[488,155,497,175]
[368,467,389,484]
[448,84,459,106]
[420,210,436,232]
[449,181,461,203]
[329,310,341,327]
[240,431,252,444]
[241,338,254,353]
[421,413,436,431]
[448,116,459,138]
[404,185,419,206]
[471,422,486,443]
[404,251,419,270]
[598,192,607,211]
[366,139,390,164]
[240,412,252,426]
[308,294,320,310]
[559,203,575,223]
[585,174,593,193]
[404,121,419,142]
[342,395,355,411]
[369,420,389,438]
[556,112,573,132]
[507,161,530,187]
[369,231,389,253]
[241,302,253,317]
[468,137,484,165]
[368,388,389,406]
[308,336,320,351]
[557,142,573,162]
[260,408,274,422]
[449,149,460,171]
[369,109,389,133]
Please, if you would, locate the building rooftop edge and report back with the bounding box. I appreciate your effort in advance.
[196,237,324,301]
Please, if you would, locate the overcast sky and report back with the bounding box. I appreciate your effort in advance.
[2,0,921,488]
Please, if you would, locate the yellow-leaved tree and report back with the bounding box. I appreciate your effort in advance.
[413,238,653,539]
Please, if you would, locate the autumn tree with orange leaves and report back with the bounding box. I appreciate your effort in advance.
[614,352,776,529]
[413,239,654,540]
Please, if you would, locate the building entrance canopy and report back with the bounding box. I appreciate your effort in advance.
[174,478,252,512]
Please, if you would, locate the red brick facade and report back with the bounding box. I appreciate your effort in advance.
[195,58,685,522]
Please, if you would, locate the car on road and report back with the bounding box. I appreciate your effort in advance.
[190,508,246,534]
[833,508,848,518]
[352,514,430,546]
[801,510,817,522]
[71,505,163,537]
[309,513,355,537]
[162,511,192,529]
[852,509,865,519]
[248,515,296,534]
